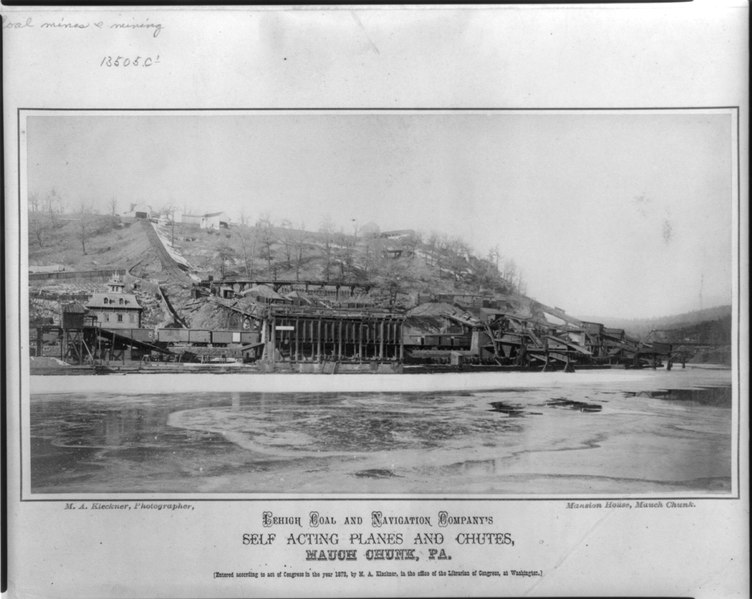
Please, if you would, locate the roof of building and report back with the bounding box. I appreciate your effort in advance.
[380,229,415,238]
[62,301,88,314]
[86,293,143,310]
[405,302,480,328]
[283,290,321,305]
[403,315,445,333]
[240,284,287,301]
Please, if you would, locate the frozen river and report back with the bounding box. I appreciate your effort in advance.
[28,367,733,495]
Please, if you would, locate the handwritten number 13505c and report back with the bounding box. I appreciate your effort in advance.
[100,55,160,68]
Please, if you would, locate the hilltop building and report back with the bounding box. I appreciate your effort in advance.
[181,213,203,226]
[200,212,228,230]
[380,229,416,241]
[123,203,154,220]
[178,211,228,229]
[85,274,143,329]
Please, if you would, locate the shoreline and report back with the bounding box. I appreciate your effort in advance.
[29,366,731,395]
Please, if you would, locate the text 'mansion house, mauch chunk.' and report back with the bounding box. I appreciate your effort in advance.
[85,274,143,328]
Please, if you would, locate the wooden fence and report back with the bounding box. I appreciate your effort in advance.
[29,268,126,282]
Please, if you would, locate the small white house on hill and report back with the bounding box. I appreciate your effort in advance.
[181,213,203,226]
[200,212,228,230]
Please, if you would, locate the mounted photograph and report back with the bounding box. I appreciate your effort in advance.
[22,109,738,497]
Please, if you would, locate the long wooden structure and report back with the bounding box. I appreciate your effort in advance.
[260,307,404,364]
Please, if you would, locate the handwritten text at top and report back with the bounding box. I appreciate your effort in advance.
[2,15,163,38]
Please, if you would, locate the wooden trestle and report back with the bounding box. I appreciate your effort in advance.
[262,308,404,364]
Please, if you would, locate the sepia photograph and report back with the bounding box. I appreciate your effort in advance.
[23,109,737,497]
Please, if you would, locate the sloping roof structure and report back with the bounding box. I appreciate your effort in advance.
[405,302,481,329]
[240,284,287,302]
[62,301,88,314]
[284,290,325,306]
[86,293,143,310]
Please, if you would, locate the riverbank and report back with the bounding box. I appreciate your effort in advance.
[30,364,732,395]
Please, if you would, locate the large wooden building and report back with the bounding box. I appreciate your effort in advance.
[85,275,143,329]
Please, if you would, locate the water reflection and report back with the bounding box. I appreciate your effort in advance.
[29,376,733,494]
[626,387,732,407]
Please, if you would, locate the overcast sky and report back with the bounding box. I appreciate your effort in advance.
[26,111,734,319]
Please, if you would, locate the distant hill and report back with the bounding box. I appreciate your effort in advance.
[581,305,733,341]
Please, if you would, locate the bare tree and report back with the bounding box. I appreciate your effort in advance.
[487,245,501,272]
[279,219,295,269]
[256,215,276,278]
[43,188,61,228]
[215,243,236,279]
[361,235,384,280]
[424,232,439,267]
[28,191,40,213]
[109,196,118,216]
[78,203,90,255]
[291,222,307,281]
[318,215,336,282]
[517,274,527,296]
[28,192,48,247]
[443,236,469,283]
[237,222,257,278]
[434,234,451,278]
[29,215,47,248]
[29,189,67,248]
[501,258,525,293]
[374,251,418,309]
[334,228,357,280]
